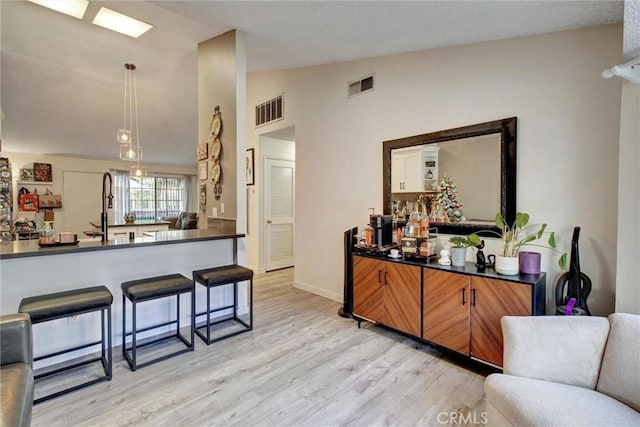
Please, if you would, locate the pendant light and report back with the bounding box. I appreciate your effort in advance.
[118,63,146,176]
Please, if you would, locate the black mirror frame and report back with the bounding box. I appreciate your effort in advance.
[383,117,517,235]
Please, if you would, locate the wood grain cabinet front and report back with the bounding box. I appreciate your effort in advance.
[353,256,421,337]
[423,270,537,367]
[469,276,531,367]
[354,254,544,368]
[423,269,470,355]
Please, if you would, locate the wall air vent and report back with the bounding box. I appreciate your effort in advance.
[348,74,375,98]
[255,94,284,128]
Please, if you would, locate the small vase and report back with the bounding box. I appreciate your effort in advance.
[519,251,541,275]
[495,255,519,275]
[450,247,467,267]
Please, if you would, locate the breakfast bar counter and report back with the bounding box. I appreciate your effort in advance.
[1,229,247,363]
[1,229,244,259]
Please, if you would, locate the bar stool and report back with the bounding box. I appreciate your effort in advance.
[18,286,113,404]
[121,273,195,371]
[192,265,253,345]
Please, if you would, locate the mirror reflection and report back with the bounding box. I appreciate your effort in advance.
[391,133,500,225]
[383,117,517,235]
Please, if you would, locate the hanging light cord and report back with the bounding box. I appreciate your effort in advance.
[133,67,141,170]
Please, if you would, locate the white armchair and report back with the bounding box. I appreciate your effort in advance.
[484,314,640,426]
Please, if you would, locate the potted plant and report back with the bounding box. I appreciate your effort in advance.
[448,234,481,267]
[472,212,567,275]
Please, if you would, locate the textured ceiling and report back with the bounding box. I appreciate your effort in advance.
[623,0,640,59]
[0,0,625,166]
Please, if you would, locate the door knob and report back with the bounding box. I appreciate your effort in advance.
[267,220,272,224]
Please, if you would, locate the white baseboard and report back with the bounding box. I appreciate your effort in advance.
[293,280,342,303]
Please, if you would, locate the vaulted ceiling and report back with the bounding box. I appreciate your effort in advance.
[0,1,624,166]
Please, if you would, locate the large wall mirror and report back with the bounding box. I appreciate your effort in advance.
[383,117,517,235]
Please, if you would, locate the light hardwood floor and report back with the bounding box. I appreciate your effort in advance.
[32,268,489,426]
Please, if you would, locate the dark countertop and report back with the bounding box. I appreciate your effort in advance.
[89,219,171,228]
[353,251,546,285]
[0,229,245,260]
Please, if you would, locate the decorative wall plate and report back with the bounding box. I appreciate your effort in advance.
[210,138,222,161]
[211,163,221,184]
[209,105,222,138]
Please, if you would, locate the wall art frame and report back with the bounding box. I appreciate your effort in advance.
[246,148,255,186]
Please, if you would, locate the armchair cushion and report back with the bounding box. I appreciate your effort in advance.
[0,313,32,366]
[502,315,610,389]
[596,313,640,412]
[485,374,640,427]
[1,313,33,427]
[0,364,34,427]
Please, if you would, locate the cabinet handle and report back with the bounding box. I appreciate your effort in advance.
[378,270,382,284]
[384,271,389,286]
[462,288,466,305]
[471,289,477,306]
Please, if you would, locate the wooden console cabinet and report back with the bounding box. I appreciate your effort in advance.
[353,254,546,367]
[353,256,421,337]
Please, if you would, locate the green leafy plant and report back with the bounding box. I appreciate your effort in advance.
[449,234,482,248]
[470,212,567,270]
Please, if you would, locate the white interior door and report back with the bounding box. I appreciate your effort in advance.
[265,159,295,271]
[63,171,103,238]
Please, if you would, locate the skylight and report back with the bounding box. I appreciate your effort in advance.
[92,7,153,38]
[28,0,89,20]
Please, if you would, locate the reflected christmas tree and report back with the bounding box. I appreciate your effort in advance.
[436,173,465,222]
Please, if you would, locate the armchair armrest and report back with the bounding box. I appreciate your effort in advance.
[501,315,610,389]
[0,313,32,366]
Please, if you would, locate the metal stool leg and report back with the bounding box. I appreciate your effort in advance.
[107,305,112,379]
[190,287,195,349]
[176,293,181,338]
[132,300,137,371]
[249,278,254,329]
[122,293,126,358]
[206,285,211,343]
[233,282,238,319]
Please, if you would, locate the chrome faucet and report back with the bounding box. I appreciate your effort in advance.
[101,172,113,243]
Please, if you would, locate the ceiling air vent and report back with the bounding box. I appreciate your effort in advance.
[348,74,375,97]
[255,94,284,128]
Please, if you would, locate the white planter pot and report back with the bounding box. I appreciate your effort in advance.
[495,255,519,275]
[450,247,467,267]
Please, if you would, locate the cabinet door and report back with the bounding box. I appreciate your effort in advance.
[402,152,423,192]
[423,270,470,355]
[391,152,405,193]
[353,256,384,322]
[391,150,422,193]
[470,277,532,367]
[383,262,421,336]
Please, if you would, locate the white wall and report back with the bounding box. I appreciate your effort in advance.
[246,134,295,273]
[615,83,640,314]
[2,152,196,235]
[247,24,623,314]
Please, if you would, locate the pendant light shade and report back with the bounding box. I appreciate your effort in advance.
[118,63,145,171]
[117,129,131,144]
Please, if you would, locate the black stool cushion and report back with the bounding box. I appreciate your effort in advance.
[122,274,193,301]
[193,265,253,288]
[19,286,113,324]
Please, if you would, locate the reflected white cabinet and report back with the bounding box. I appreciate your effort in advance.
[391,146,439,193]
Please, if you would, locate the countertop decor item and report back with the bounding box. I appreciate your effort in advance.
[473,212,567,275]
[449,234,481,267]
